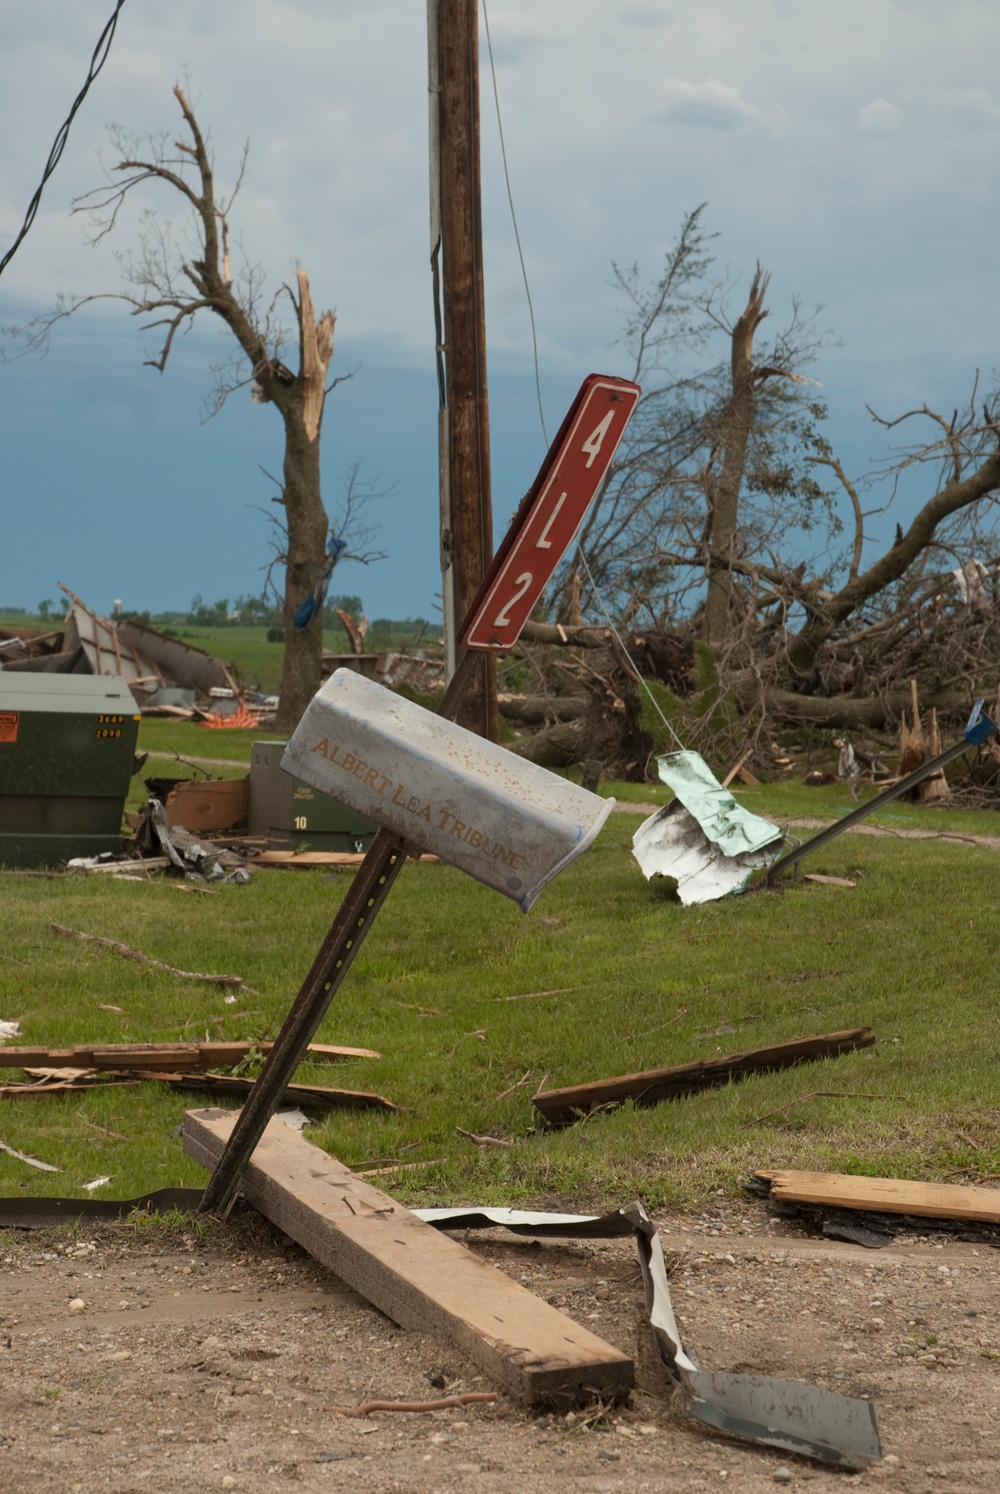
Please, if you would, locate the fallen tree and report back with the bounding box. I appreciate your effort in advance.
[505,210,1000,777]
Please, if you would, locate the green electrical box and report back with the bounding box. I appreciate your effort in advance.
[0,674,141,867]
[248,741,376,852]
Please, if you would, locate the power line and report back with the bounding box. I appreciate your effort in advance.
[480,1,671,725]
[0,0,127,280]
[481,0,548,447]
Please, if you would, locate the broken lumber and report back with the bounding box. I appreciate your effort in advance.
[134,1072,396,1114]
[183,1108,633,1408]
[0,1065,394,1115]
[0,1040,380,1072]
[1,1075,391,1114]
[756,1169,1000,1224]
[254,850,438,868]
[532,1027,875,1127]
[1,1079,137,1100]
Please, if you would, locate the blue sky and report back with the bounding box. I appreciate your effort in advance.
[2,1,998,622]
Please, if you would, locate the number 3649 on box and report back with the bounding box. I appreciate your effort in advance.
[459,373,641,652]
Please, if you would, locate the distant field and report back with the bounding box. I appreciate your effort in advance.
[0,612,433,693]
[169,626,288,694]
[0,613,436,696]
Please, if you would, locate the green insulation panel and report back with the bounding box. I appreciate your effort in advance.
[249,740,377,852]
[0,674,140,867]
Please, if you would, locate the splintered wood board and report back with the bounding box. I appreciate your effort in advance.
[156,1073,395,1113]
[533,1028,875,1126]
[183,1108,633,1408]
[0,1040,380,1071]
[758,1169,1000,1224]
[254,851,439,867]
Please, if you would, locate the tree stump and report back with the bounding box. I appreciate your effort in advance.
[919,706,951,803]
[897,679,926,782]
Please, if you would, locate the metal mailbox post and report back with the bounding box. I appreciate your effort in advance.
[200,373,640,1214]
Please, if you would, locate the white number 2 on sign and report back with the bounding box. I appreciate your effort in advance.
[493,571,533,628]
[581,411,615,468]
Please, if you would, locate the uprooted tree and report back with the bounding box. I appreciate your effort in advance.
[503,206,1000,780]
[7,85,380,730]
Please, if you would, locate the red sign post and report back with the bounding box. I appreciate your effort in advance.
[459,374,640,651]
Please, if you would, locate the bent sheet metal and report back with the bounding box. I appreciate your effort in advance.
[283,669,614,913]
[633,750,784,904]
[417,1201,882,1470]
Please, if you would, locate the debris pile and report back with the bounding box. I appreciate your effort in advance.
[0,585,260,721]
[61,798,254,883]
[126,798,252,882]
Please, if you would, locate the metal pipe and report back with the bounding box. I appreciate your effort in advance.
[766,699,995,885]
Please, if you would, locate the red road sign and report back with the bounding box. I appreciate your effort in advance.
[459,373,641,651]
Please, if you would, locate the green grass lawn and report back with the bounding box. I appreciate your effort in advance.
[132,625,381,697]
[4,748,1000,1213]
[175,626,286,694]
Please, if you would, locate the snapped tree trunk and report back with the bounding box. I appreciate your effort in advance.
[9,89,344,738]
[703,267,769,645]
[274,270,336,732]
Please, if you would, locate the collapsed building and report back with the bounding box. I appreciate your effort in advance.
[0,586,240,716]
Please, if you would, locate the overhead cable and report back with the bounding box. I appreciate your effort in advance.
[0,0,127,279]
[481,0,549,447]
[480,2,676,735]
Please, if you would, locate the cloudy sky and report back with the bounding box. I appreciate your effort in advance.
[1,0,998,622]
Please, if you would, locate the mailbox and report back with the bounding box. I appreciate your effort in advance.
[282,670,614,912]
[0,674,140,867]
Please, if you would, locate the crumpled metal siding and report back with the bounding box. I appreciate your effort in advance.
[654,750,783,855]
[632,751,784,903]
[415,1200,882,1469]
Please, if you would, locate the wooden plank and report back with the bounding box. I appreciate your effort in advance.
[532,1028,875,1126]
[1,1071,391,1113]
[134,1072,396,1114]
[0,1040,380,1071]
[1,1080,138,1100]
[758,1169,1000,1224]
[183,1107,633,1408]
[254,850,439,868]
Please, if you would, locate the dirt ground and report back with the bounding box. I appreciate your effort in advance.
[2,1199,998,1494]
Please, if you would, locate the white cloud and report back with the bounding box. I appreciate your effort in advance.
[857,98,904,135]
[655,77,787,134]
[620,3,674,26]
[943,87,1000,127]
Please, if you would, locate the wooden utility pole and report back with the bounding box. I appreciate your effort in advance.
[430,0,497,739]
